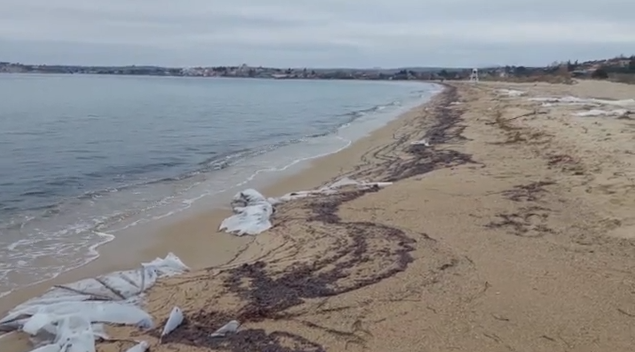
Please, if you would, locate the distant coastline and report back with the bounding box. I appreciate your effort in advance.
[2,54,634,83]
[0,62,457,81]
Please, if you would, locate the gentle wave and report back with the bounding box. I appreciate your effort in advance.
[0,130,353,298]
[1,100,400,221]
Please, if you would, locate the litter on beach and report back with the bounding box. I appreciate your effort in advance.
[125,341,150,352]
[160,307,184,342]
[218,189,275,236]
[410,139,430,147]
[210,320,240,337]
[573,109,631,117]
[0,253,190,352]
[497,89,526,97]
[529,96,635,107]
[219,178,393,236]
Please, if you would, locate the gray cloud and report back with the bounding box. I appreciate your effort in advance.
[1,0,633,67]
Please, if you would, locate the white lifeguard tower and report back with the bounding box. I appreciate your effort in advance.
[469,68,479,83]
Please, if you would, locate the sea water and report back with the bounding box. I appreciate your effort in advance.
[0,73,441,297]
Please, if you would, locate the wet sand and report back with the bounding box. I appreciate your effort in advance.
[6,80,635,351]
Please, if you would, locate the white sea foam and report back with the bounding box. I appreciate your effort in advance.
[0,229,117,300]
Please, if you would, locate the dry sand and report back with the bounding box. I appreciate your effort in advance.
[4,80,635,352]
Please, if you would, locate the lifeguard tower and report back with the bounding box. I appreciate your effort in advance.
[469,68,479,83]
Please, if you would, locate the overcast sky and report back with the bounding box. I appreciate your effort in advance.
[1,0,633,68]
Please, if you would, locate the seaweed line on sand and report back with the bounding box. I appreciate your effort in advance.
[340,85,475,183]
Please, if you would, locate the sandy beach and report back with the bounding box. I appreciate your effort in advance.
[4,79,635,352]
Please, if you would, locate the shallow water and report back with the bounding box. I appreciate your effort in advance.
[0,73,440,297]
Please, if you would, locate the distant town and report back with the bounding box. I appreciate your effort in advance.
[1,55,634,84]
[0,62,468,81]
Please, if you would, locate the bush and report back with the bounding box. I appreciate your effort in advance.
[591,68,609,79]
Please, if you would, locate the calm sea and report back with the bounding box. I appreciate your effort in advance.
[0,74,440,296]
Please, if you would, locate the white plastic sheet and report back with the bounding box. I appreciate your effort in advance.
[219,178,392,236]
[30,344,61,352]
[219,189,274,236]
[497,89,525,97]
[0,253,189,352]
[210,320,240,337]
[529,96,592,105]
[160,307,183,341]
[574,109,630,117]
[54,315,96,352]
[274,178,392,204]
[529,96,635,107]
[125,341,150,352]
[410,139,430,147]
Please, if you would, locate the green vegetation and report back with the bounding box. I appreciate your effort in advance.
[475,54,635,84]
[591,68,609,79]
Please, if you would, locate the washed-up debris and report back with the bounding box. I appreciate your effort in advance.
[530,96,635,108]
[125,341,150,352]
[410,139,430,147]
[160,307,184,342]
[574,109,630,117]
[529,96,593,106]
[50,315,96,352]
[497,89,525,97]
[219,189,274,236]
[29,344,60,352]
[219,178,392,236]
[271,178,392,204]
[210,320,240,338]
[0,253,189,352]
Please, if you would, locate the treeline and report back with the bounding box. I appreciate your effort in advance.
[588,56,635,80]
[0,63,184,76]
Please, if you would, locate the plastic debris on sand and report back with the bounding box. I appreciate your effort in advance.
[159,307,183,342]
[574,109,631,117]
[210,320,240,337]
[410,139,430,147]
[218,189,275,236]
[219,178,392,236]
[497,89,525,97]
[125,341,150,352]
[530,96,635,108]
[0,253,189,352]
[529,96,593,106]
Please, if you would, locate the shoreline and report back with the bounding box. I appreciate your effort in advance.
[0,80,439,307]
[0,85,444,318]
